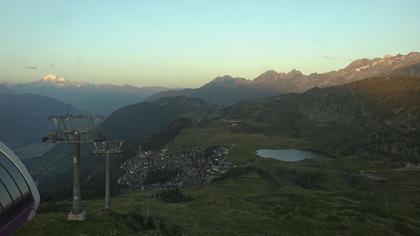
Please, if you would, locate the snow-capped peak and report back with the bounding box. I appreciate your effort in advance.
[42,74,68,83]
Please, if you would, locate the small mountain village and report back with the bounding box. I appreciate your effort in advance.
[119,145,235,189]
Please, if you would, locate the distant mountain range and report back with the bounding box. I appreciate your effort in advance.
[148,52,420,104]
[102,51,420,141]
[0,93,81,146]
[11,74,168,115]
[4,52,420,115]
[2,52,420,147]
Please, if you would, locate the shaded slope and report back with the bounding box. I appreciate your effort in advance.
[0,93,81,146]
[101,96,217,139]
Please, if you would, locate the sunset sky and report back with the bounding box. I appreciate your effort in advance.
[1,0,420,87]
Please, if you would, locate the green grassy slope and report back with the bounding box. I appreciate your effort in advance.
[17,123,420,235]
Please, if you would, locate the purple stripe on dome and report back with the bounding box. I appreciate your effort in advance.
[0,203,34,236]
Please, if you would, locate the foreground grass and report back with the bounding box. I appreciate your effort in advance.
[17,124,420,235]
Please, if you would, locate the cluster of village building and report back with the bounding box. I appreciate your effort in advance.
[118,145,235,189]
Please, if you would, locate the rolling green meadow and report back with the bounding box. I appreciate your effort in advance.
[17,122,420,235]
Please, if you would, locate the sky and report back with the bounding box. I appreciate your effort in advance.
[1,0,420,88]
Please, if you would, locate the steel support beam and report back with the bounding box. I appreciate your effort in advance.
[68,131,87,221]
[105,152,111,209]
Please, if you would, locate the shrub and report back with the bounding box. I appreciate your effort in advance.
[157,188,193,203]
[294,171,323,189]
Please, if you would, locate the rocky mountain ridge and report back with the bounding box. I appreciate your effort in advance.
[226,76,420,160]
[148,52,420,104]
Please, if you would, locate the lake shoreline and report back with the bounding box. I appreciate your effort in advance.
[256,148,333,162]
